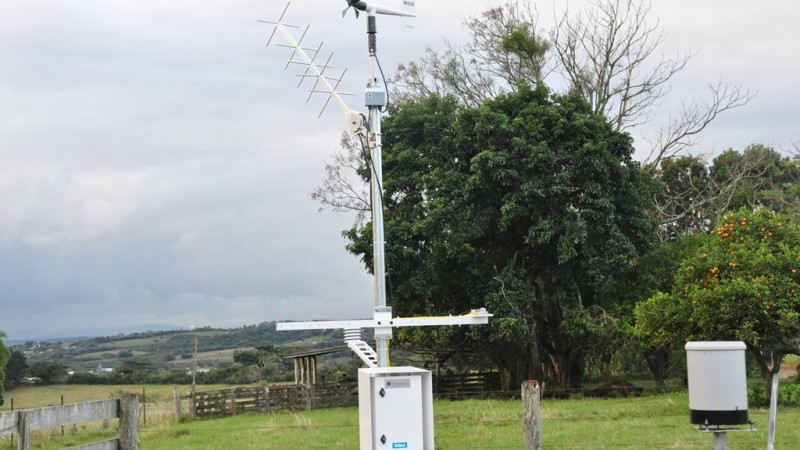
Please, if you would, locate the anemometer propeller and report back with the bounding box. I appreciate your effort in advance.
[342,0,367,18]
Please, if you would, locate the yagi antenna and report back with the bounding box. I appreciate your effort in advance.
[258,3,364,135]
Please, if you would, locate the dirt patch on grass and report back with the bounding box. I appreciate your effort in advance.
[779,361,798,380]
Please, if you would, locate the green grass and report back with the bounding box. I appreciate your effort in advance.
[3,386,800,449]
[139,394,800,449]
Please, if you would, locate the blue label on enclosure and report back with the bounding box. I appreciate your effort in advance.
[392,443,408,449]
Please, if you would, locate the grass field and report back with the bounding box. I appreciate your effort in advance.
[2,385,799,449]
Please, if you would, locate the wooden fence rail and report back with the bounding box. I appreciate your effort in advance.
[191,387,269,418]
[0,393,138,450]
[186,372,503,419]
[434,372,502,399]
[187,382,362,419]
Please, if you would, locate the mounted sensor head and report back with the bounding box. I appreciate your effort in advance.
[342,0,416,35]
[343,0,416,18]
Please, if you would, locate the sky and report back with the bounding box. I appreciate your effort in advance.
[1,0,798,341]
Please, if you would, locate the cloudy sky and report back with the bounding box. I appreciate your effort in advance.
[1,0,798,341]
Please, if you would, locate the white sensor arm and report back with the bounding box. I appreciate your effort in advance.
[276,308,493,331]
[366,3,415,17]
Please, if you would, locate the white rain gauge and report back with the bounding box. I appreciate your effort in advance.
[260,2,492,448]
[685,341,755,450]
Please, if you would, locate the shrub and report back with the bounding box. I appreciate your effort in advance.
[749,383,800,407]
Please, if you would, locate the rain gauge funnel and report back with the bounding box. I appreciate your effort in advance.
[685,341,749,426]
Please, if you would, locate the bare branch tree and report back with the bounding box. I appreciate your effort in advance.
[651,150,776,241]
[391,46,501,108]
[309,133,371,227]
[390,2,549,107]
[552,0,691,131]
[643,81,756,170]
[316,0,756,227]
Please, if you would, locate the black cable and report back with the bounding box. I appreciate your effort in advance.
[359,119,394,303]
[374,53,391,113]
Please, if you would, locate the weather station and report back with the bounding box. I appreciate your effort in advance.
[260,1,492,449]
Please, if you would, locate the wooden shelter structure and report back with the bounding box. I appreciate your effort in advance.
[282,346,349,385]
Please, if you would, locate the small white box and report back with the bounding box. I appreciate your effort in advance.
[365,87,387,107]
[358,367,434,449]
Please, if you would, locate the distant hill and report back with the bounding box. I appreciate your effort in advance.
[12,322,345,372]
[5,324,184,345]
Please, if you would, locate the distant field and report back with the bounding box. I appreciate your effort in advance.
[2,385,799,450]
[0,384,218,412]
[15,324,345,373]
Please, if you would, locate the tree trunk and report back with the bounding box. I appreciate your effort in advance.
[548,347,584,391]
[750,347,784,399]
[526,341,543,381]
[644,348,670,392]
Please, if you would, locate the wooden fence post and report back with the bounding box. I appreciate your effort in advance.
[141,388,147,427]
[17,410,31,450]
[305,384,316,411]
[173,387,183,420]
[522,380,543,450]
[188,388,196,419]
[119,393,139,450]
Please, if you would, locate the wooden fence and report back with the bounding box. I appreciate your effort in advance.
[434,372,503,399]
[187,372,502,419]
[187,381,360,419]
[0,393,138,450]
[190,386,269,418]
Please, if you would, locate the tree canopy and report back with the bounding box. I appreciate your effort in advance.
[28,360,68,385]
[308,0,796,393]
[0,332,9,406]
[345,83,656,388]
[3,350,28,391]
[635,208,800,391]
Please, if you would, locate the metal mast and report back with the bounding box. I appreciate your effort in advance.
[266,0,490,371]
[365,7,389,368]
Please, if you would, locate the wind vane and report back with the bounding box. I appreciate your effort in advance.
[262,2,491,447]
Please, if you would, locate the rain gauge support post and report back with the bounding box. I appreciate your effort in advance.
[263,2,491,449]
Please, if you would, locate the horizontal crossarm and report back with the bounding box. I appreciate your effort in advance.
[276,308,492,331]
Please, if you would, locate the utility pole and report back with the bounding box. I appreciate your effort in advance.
[192,336,199,389]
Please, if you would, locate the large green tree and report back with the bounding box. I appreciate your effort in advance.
[29,361,68,385]
[3,350,28,390]
[635,208,800,393]
[345,84,655,389]
[0,332,9,406]
[601,232,711,389]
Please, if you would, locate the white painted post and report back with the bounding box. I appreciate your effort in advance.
[767,373,780,450]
